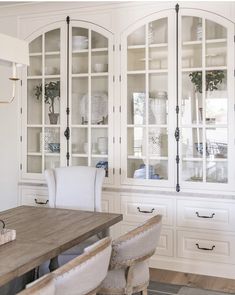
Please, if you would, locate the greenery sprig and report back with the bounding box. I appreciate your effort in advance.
[189,71,225,93]
[34,81,60,114]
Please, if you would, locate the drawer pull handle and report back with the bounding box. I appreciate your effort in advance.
[34,199,49,205]
[0,219,5,229]
[195,212,215,219]
[137,207,155,214]
[196,243,215,251]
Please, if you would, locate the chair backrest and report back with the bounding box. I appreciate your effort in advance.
[45,166,105,211]
[109,215,162,269]
[17,275,55,295]
[54,237,112,295]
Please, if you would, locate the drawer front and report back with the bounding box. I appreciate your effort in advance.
[177,199,235,232]
[177,230,235,264]
[121,195,174,226]
[21,187,49,207]
[120,222,173,257]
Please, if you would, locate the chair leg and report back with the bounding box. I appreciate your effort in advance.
[141,288,148,295]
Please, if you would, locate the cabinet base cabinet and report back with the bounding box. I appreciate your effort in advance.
[19,185,235,279]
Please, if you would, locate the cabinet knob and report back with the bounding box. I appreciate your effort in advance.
[34,198,49,205]
[195,212,215,219]
[196,243,215,251]
[137,207,155,214]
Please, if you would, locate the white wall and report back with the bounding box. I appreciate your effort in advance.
[0,1,235,211]
[0,15,18,211]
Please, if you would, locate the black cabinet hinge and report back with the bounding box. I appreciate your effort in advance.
[20,163,22,170]
[176,155,180,164]
[113,137,115,144]
[119,168,121,175]
[66,152,70,160]
[113,45,115,51]
[119,137,121,144]
[20,107,22,114]
[113,75,115,82]
[20,136,22,142]
[66,107,70,115]
[119,44,121,51]
[176,105,179,114]
[20,80,22,86]
[119,106,121,112]
[113,168,115,175]
[119,75,121,82]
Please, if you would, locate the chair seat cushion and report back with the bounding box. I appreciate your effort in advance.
[101,261,149,290]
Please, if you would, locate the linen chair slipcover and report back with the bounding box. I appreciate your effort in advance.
[18,238,111,295]
[99,215,162,295]
[41,166,105,274]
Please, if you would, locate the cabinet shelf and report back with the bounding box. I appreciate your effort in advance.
[72,48,108,54]
[45,51,60,56]
[72,154,88,158]
[91,154,108,158]
[127,69,168,75]
[27,75,61,79]
[27,153,42,156]
[127,156,146,160]
[29,52,42,57]
[45,153,60,157]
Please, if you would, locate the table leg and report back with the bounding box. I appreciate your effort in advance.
[49,256,59,272]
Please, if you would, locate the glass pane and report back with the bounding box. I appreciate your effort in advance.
[28,56,42,76]
[72,52,88,74]
[29,36,42,54]
[91,128,108,156]
[91,77,108,125]
[206,42,226,67]
[91,31,108,49]
[91,157,108,177]
[27,156,42,173]
[45,55,60,75]
[71,128,88,154]
[45,156,60,170]
[206,128,227,159]
[44,127,60,154]
[148,128,168,157]
[149,47,167,70]
[148,160,168,180]
[45,29,60,52]
[206,20,227,40]
[149,74,168,124]
[128,48,145,71]
[182,128,203,158]
[127,127,146,157]
[44,79,60,125]
[92,51,108,73]
[182,16,202,42]
[72,28,88,51]
[128,159,145,179]
[27,127,42,153]
[206,161,227,183]
[27,79,42,125]
[127,26,145,46]
[182,44,202,68]
[72,77,88,125]
[205,70,227,125]
[182,72,203,125]
[127,75,145,125]
[149,18,167,45]
[182,161,203,182]
[72,157,88,166]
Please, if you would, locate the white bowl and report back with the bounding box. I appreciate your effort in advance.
[94,63,108,73]
[72,36,88,50]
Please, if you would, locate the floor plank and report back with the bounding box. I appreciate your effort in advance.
[150,268,235,294]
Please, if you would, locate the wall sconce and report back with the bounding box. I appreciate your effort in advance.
[0,33,29,103]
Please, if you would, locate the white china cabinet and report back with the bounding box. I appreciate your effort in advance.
[21,18,114,184]
[120,8,234,192]
[18,2,235,279]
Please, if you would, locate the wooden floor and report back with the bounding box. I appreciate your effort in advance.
[150,268,235,294]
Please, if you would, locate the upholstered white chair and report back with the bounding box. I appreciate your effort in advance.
[99,215,162,295]
[19,238,111,295]
[41,166,105,274]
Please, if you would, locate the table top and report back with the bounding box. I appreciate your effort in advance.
[0,206,122,287]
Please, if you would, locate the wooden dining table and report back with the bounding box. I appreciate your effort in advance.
[0,205,122,288]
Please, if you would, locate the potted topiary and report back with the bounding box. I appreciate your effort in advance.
[34,81,60,124]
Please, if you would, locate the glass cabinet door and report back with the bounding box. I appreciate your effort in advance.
[70,23,113,182]
[124,16,170,184]
[26,28,62,175]
[180,14,233,187]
